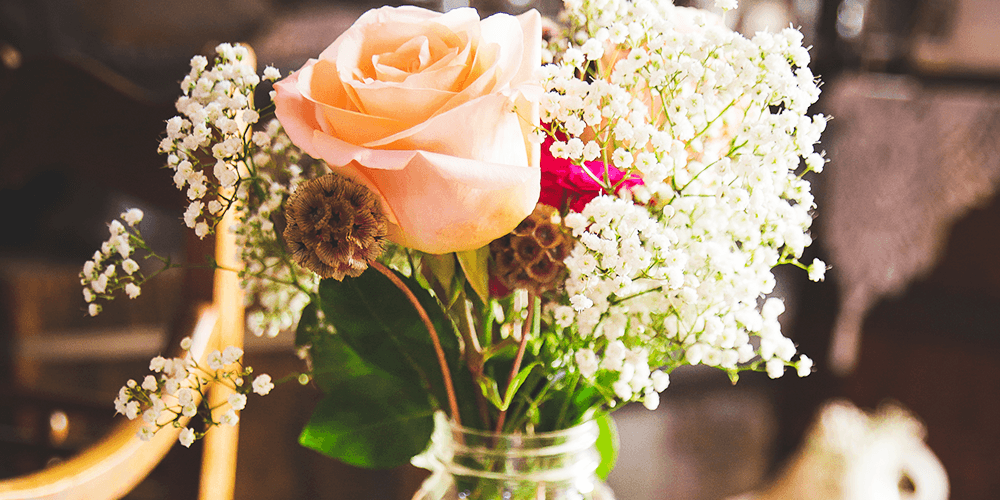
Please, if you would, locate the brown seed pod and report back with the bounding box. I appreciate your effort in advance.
[283,173,387,280]
[490,204,574,295]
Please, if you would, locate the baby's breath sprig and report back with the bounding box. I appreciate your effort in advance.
[235,120,325,338]
[157,43,283,240]
[79,208,173,316]
[114,338,278,447]
[79,207,246,316]
[88,45,316,337]
[528,0,826,410]
[155,46,318,339]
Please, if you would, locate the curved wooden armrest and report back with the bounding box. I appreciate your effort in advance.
[0,306,220,500]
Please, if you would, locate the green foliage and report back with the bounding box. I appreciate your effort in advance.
[456,247,490,303]
[299,351,435,468]
[318,269,460,413]
[297,267,498,468]
[299,393,434,469]
[297,304,436,468]
[295,265,621,474]
[478,362,541,412]
[594,412,619,480]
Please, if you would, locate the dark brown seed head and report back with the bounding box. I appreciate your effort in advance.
[532,222,562,249]
[489,203,574,295]
[283,173,388,280]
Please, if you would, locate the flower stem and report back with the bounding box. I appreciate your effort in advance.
[370,261,461,428]
[458,295,491,429]
[494,292,535,434]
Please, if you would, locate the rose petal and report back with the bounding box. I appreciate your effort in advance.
[307,93,536,183]
[372,36,434,78]
[302,60,356,112]
[434,10,539,115]
[418,40,471,73]
[430,40,496,113]
[306,135,540,253]
[322,5,444,62]
[367,91,530,160]
[478,12,527,91]
[372,36,468,85]
[378,45,470,91]
[426,7,484,37]
[511,10,541,86]
[335,8,468,109]
[349,83,457,124]
[305,88,542,253]
[337,15,480,123]
[363,152,539,254]
[514,86,542,169]
[273,69,325,160]
[296,60,415,143]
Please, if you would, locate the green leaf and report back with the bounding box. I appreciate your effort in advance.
[317,270,482,428]
[502,362,540,411]
[476,361,539,412]
[477,377,504,410]
[481,339,518,362]
[301,329,435,468]
[318,271,456,397]
[299,374,435,469]
[456,246,490,304]
[308,323,380,392]
[422,252,457,303]
[594,412,619,480]
[531,380,608,433]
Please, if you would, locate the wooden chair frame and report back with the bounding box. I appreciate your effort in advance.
[0,209,245,500]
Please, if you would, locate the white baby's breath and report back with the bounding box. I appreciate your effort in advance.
[179,427,196,448]
[252,374,274,396]
[537,0,823,407]
[113,336,264,447]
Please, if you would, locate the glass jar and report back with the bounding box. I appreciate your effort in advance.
[413,414,615,500]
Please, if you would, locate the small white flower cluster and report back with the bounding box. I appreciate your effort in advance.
[79,209,146,316]
[235,119,322,337]
[157,43,282,239]
[573,342,672,410]
[89,48,316,338]
[85,50,320,343]
[537,0,825,406]
[114,338,274,447]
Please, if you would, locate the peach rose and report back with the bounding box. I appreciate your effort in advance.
[274,6,542,254]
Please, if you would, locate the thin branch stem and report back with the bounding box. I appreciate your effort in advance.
[494,292,535,434]
[370,261,461,428]
[458,294,491,429]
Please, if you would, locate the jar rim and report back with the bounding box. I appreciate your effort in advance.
[444,417,600,440]
[426,414,604,484]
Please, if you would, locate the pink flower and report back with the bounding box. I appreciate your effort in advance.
[538,134,643,213]
[273,6,543,254]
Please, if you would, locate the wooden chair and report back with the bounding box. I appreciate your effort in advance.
[0,209,245,500]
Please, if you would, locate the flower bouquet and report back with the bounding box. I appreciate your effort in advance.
[87,0,826,497]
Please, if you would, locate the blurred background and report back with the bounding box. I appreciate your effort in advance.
[1,0,999,498]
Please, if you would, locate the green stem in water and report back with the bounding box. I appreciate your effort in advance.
[494,293,537,434]
[457,290,491,429]
[554,373,581,430]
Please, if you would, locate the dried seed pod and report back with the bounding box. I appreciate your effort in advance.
[490,204,573,295]
[283,173,387,280]
[511,216,537,237]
